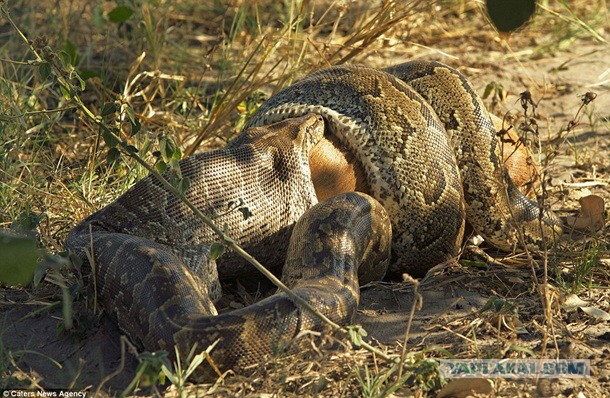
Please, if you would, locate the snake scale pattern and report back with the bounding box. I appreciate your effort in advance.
[65,60,562,376]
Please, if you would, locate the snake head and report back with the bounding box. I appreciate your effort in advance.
[280,113,326,153]
[237,115,326,195]
[240,114,324,149]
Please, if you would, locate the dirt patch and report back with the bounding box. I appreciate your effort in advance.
[1,289,137,393]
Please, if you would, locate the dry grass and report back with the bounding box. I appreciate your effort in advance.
[1,0,609,396]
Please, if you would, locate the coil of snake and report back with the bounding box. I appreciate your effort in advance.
[65,60,562,377]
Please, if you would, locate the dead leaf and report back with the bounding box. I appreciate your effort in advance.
[438,378,494,398]
[562,294,610,320]
[580,306,610,321]
[566,195,605,232]
[563,294,589,309]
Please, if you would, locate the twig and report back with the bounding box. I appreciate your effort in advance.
[0,106,78,120]
[398,274,421,379]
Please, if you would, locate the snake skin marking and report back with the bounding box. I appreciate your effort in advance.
[383,61,561,251]
[65,61,562,377]
[243,65,466,275]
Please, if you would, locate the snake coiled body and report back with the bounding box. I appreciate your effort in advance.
[383,61,560,252]
[66,61,561,376]
[243,61,561,274]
